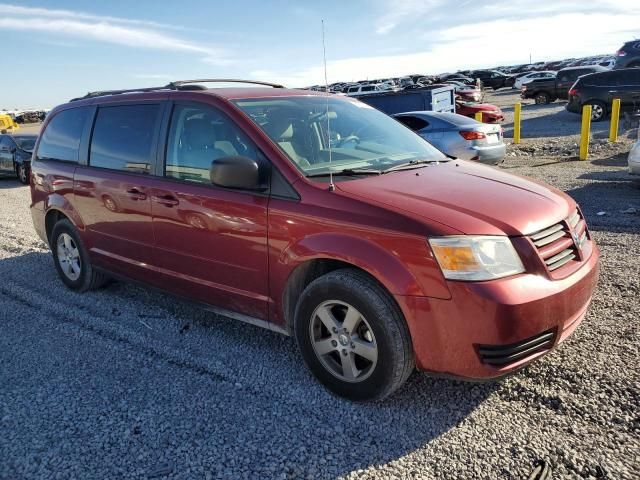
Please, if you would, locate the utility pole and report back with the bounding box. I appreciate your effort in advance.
[529,53,532,64]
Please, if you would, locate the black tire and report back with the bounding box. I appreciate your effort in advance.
[534,92,551,104]
[589,101,607,122]
[294,269,414,401]
[16,163,29,185]
[51,219,109,292]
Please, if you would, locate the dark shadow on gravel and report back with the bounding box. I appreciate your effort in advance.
[0,178,24,189]
[0,251,496,479]
[565,173,640,234]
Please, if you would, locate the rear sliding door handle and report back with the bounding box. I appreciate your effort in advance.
[126,188,147,201]
[152,194,179,207]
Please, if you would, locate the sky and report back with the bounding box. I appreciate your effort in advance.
[1,0,639,108]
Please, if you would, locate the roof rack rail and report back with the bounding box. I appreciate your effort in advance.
[166,79,285,89]
[70,85,170,102]
[69,78,285,102]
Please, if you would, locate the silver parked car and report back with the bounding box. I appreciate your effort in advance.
[393,111,506,164]
[629,139,640,175]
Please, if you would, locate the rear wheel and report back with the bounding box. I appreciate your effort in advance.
[589,101,607,122]
[294,269,414,401]
[51,219,109,291]
[534,92,551,104]
[16,163,29,184]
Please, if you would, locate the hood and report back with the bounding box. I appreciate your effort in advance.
[336,161,574,236]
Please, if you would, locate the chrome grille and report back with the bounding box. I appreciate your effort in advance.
[529,209,587,272]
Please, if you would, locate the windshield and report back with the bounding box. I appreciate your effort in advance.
[14,136,37,152]
[233,96,445,177]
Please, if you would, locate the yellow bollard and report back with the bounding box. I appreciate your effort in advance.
[579,105,592,160]
[609,98,621,143]
[513,102,521,144]
[475,111,483,122]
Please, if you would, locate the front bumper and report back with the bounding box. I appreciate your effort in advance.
[395,243,600,379]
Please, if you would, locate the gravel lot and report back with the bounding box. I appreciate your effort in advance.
[1,117,639,479]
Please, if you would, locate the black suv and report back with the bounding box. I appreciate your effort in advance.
[521,66,607,104]
[613,41,640,70]
[566,69,640,121]
[466,70,509,90]
[0,134,37,184]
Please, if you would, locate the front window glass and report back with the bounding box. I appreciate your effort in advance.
[14,136,37,151]
[165,104,260,185]
[233,96,445,177]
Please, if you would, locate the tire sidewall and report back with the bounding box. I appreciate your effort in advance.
[51,220,93,291]
[590,101,606,122]
[294,273,404,401]
[17,163,29,184]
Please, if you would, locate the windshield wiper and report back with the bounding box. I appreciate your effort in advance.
[382,159,446,173]
[306,168,381,178]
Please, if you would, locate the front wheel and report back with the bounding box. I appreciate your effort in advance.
[534,92,551,104]
[16,163,29,184]
[294,269,414,401]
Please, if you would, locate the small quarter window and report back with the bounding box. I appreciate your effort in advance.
[36,107,89,163]
[89,105,160,174]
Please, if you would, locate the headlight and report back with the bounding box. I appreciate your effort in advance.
[429,236,525,281]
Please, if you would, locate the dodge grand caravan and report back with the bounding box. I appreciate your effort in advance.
[30,79,599,401]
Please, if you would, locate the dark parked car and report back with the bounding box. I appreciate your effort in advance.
[30,79,599,401]
[467,70,510,90]
[521,66,607,104]
[0,133,37,184]
[613,40,640,70]
[566,69,640,121]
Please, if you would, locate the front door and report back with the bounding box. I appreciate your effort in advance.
[72,103,162,280]
[0,136,15,174]
[149,102,270,320]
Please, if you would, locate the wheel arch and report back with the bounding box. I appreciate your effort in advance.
[44,207,84,246]
[278,232,445,333]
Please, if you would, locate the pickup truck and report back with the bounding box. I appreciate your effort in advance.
[521,66,607,104]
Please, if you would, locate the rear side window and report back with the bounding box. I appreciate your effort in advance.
[396,116,429,131]
[36,107,89,162]
[89,104,160,174]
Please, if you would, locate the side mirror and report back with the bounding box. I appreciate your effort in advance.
[210,156,263,191]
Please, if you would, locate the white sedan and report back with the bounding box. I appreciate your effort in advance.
[514,71,557,89]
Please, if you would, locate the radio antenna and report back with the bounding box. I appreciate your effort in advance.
[322,19,335,191]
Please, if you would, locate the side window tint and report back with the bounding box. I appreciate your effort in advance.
[165,104,259,185]
[89,105,159,174]
[396,116,429,131]
[36,107,88,162]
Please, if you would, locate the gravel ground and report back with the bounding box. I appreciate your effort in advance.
[1,122,639,479]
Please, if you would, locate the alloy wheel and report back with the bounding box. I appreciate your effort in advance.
[591,104,604,121]
[18,165,27,183]
[309,300,378,383]
[56,233,82,281]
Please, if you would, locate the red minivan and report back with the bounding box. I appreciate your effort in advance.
[30,80,599,400]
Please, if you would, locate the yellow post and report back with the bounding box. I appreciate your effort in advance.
[579,105,592,160]
[609,98,621,143]
[513,102,521,144]
[474,111,483,122]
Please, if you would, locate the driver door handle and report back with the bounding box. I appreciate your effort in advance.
[152,194,179,207]
[126,188,147,201]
